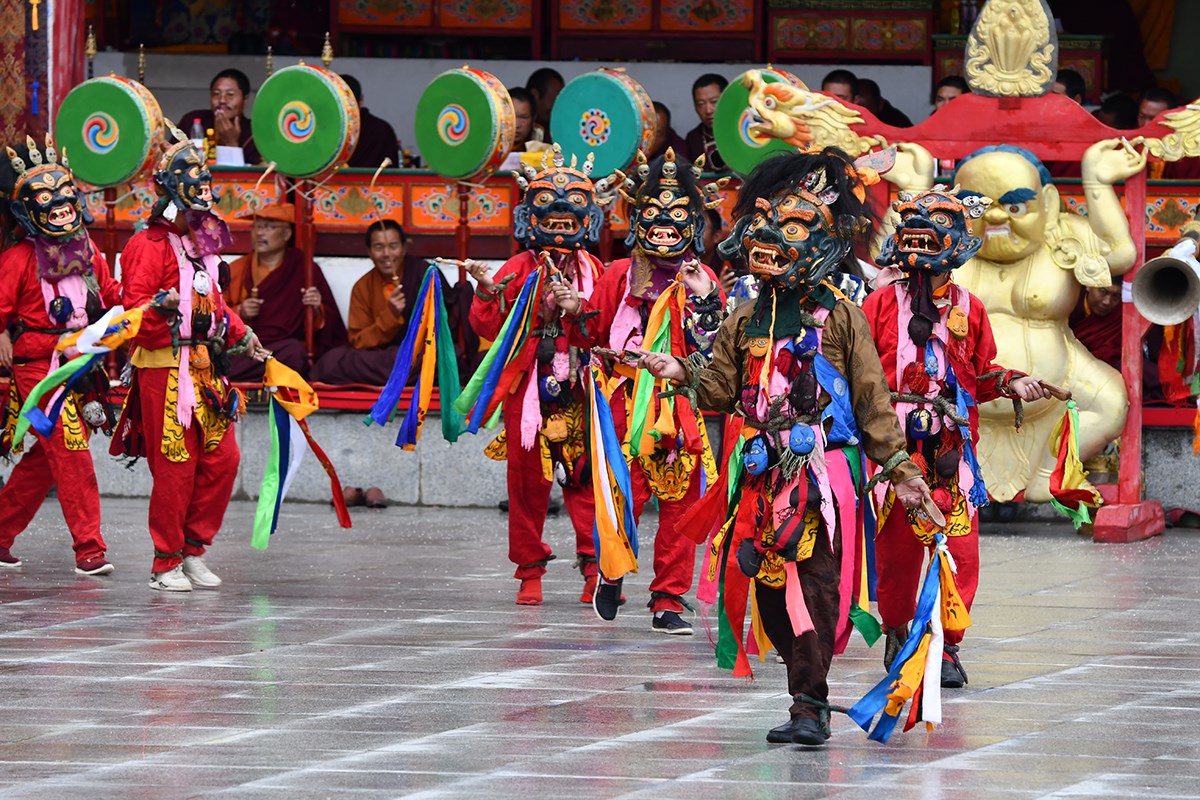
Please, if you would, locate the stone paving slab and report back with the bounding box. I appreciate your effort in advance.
[1,499,1199,799]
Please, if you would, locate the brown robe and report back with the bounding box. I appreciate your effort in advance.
[310,267,406,385]
[224,247,346,380]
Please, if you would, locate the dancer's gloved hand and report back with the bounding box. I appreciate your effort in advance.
[548,281,581,315]
[636,349,686,382]
[893,475,933,510]
[1008,376,1051,401]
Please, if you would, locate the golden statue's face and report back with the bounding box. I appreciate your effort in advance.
[955,152,1046,263]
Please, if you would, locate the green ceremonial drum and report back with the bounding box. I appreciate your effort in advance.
[713,67,804,178]
[415,67,514,182]
[54,76,164,189]
[550,68,654,177]
[252,64,360,179]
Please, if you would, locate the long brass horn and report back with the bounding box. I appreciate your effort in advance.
[1132,232,1200,326]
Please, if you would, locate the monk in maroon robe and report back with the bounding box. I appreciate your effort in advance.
[224,203,346,380]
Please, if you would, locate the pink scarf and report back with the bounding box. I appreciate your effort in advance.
[167,229,221,429]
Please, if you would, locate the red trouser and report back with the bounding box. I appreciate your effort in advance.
[504,374,596,581]
[137,367,240,574]
[874,503,979,647]
[0,361,106,562]
[610,386,704,614]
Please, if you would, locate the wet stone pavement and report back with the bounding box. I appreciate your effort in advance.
[1,499,1199,799]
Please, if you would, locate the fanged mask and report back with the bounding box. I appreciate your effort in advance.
[512,155,603,252]
[154,139,216,213]
[877,188,988,273]
[7,136,92,240]
[724,190,848,292]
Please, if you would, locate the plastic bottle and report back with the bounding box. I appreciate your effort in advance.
[190,117,205,151]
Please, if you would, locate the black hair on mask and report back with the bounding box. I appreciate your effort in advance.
[731,147,868,239]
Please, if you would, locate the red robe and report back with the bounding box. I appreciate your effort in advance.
[116,216,247,574]
[467,249,602,582]
[0,238,120,563]
[862,281,1017,647]
[567,255,722,614]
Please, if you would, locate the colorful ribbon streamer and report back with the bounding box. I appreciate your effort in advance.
[1048,399,1102,528]
[253,359,352,550]
[12,305,145,445]
[586,365,639,580]
[847,533,971,743]
[454,266,544,431]
[365,266,464,448]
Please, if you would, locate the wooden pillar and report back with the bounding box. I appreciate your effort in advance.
[294,183,315,363]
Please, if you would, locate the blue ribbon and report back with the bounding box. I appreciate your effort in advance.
[813,353,859,446]
[464,268,540,432]
[268,397,292,535]
[949,363,989,507]
[847,533,945,743]
[365,267,436,429]
[25,353,102,438]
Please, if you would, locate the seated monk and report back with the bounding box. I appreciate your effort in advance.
[311,219,410,385]
[1069,283,1122,370]
[224,202,346,380]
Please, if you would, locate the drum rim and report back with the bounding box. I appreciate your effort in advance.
[251,63,357,179]
[415,67,511,181]
[56,75,162,188]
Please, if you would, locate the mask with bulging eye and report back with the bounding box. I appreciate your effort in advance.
[513,166,603,252]
[154,140,218,213]
[723,189,849,292]
[877,188,987,273]
[6,137,93,240]
[632,185,700,258]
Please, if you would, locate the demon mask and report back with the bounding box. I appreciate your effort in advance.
[877,187,989,273]
[512,144,607,252]
[153,130,218,214]
[6,134,92,240]
[614,148,726,259]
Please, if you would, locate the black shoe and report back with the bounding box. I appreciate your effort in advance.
[547,499,562,516]
[790,716,829,746]
[940,644,968,688]
[498,499,509,512]
[593,578,623,622]
[651,610,694,635]
[766,718,801,744]
[883,626,909,672]
[736,538,764,577]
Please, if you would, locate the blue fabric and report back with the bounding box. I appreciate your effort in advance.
[847,534,945,742]
[813,353,859,446]
[27,354,102,438]
[269,397,292,535]
[366,267,436,428]
[464,268,540,432]
[590,368,639,559]
[950,363,989,506]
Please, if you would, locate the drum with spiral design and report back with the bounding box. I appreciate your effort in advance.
[54,75,165,188]
[251,64,361,179]
[550,68,654,177]
[415,67,515,182]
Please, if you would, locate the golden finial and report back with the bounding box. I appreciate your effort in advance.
[964,0,1057,97]
[321,32,333,68]
[137,43,145,85]
[85,25,97,79]
[266,45,274,78]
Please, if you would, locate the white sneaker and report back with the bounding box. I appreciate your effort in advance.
[149,565,192,592]
[182,555,222,588]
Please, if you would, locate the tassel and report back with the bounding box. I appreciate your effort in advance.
[1047,399,1102,528]
[1193,398,1200,457]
